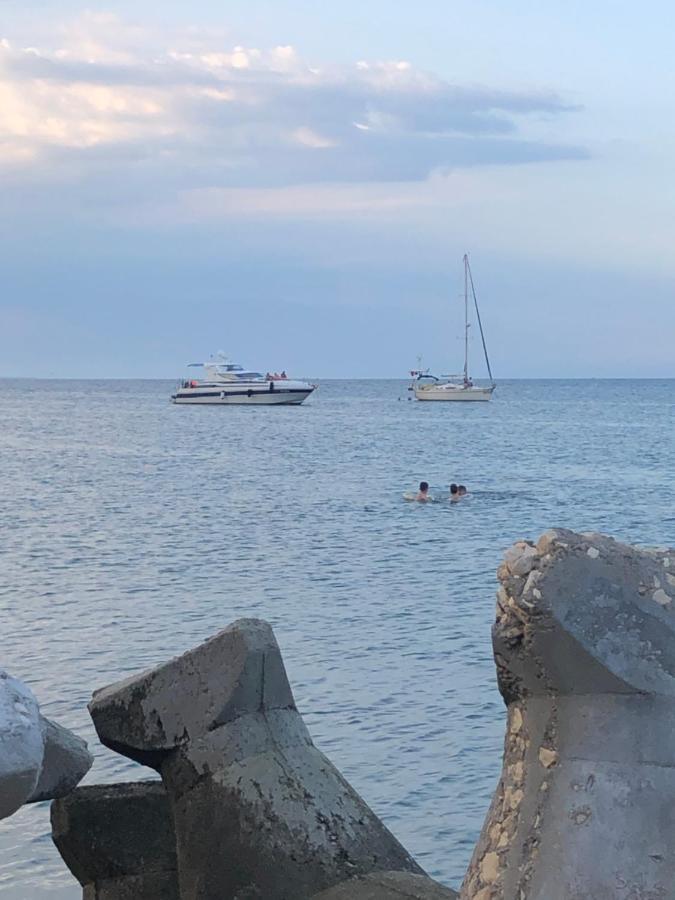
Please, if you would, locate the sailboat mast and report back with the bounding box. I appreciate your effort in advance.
[463,253,469,384]
[466,256,495,387]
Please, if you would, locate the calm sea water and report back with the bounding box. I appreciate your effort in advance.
[0,378,673,897]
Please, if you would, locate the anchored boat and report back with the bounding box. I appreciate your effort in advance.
[171,355,316,405]
[410,254,495,402]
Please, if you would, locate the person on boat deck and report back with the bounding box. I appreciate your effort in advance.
[265,372,271,380]
[449,483,461,502]
[415,481,431,502]
[280,370,287,379]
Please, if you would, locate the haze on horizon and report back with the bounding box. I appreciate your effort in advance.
[1,1,673,379]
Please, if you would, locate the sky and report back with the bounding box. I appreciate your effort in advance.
[1,1,674,377]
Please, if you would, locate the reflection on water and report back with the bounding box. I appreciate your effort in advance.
[0,378,673,897]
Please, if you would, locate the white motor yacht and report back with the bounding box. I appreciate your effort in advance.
[409,254,496,402]
[171,355,316,405]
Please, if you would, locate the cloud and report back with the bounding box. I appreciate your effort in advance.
[0,13,586,205]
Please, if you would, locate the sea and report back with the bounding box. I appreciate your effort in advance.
[0,378,673,898]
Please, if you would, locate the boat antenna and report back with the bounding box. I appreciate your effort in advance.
[466,256,495,386]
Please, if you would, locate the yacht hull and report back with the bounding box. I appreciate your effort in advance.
[414,386,494,402]
[172,384,315,405]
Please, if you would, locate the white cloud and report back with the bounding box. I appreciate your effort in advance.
[291,126,336,149]
[0,13,585,194]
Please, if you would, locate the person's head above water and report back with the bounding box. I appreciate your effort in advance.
[450,484,458,495]
[413,481,432,501]
[458,485,467,495]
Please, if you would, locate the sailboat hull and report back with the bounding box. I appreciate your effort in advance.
[414,385,494,402]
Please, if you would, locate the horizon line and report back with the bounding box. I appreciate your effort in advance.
[0,375,673,382]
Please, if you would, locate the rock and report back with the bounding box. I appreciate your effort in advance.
[0,670,44,819]
[503,542,539,577]
[28,718,93,803]
[653,588,671,607]
[461,530,675,900]
[535,529,563,555]
[89,619,422,900]
[537,747,557,769]
[51,781,177,900]
[312,871,458,899]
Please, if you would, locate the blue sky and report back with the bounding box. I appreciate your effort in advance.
[1,2,674,377]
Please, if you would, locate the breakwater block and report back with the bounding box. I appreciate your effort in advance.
[0,671,44,819]
[0,670,92,821]
[312,871,458,898]
[88,618,424,899]
[461,529,675,900]
[51,781,177,900]
[28,718,94,804]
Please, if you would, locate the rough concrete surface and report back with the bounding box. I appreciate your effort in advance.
[461,529,675,900]
[89,618,423,900]
[51,781,177,900]
[1,670,93,821]
[29,717,93,803]
[0,670,44,819]
[312,870,459,899]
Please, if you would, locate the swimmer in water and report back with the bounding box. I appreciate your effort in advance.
[449,483,461,502]
[415,481,431,501]
[458,484,468,496]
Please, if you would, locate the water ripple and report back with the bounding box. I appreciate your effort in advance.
[0,378,673,896]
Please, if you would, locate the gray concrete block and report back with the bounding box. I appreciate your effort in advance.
[29,717,93,803]
[89,618,423,899]
[313,871,459,899]
[0,670,43,819]
[51,781,177,900]
[1,671,93,820]
[461,530,675,900]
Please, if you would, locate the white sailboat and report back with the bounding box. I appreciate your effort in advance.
[410,254,495,402]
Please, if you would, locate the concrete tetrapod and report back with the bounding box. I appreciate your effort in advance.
[51,781,178,900]
[461,529,675,900]
[0,671,93,820]
[312,871,459,899]
[0,670,44,819]
[89,619,423,900]
[29,718,95,803]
